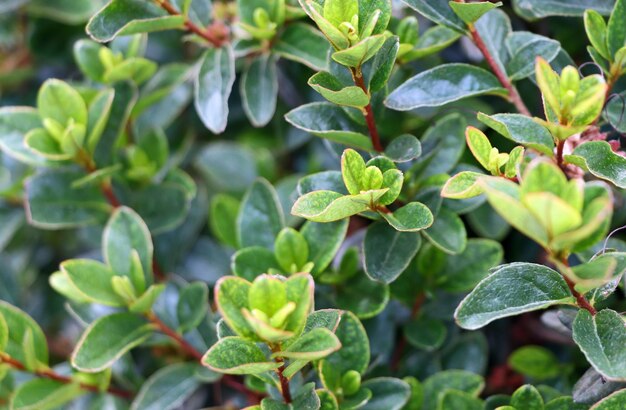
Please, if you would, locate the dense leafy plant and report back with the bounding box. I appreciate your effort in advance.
[1,0,626,409]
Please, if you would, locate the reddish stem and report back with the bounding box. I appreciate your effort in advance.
[156,0,229,47]
[148,313,204,361]
[555,139,565,169]
[467,26,531,116]
[275,361,292,403]
[559,259,597,315]
[0,355,133,399]
[352,69,384,152]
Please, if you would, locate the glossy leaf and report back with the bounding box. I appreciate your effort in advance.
[202,336,281,375]
[363,222,421,284]
[448,1,501,24]
[131,363,201,410]
[241,53,278,127]
[385,64,506,111]
[238,179,285,249]
[455,263,575,330]
[566,141,626,189]
[10,379,83,410]
[274,23,330,71]
[380,202,434,232]
[401,0,466,33]
[477,112,554,156]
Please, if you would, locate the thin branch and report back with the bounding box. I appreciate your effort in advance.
[559,258,597,316]
[351,68,384,152]
[155,0,229,48]
[0,355,133,399]
[390,293,425,372]
[147,313,204,361]
[275,360,292,403]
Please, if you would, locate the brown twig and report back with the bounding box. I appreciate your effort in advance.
[147,313,204,361]
[559,258,597,315]
[351,68,384,152]
[275,360,292,403]
[155,0,229,48]
[0,355,133,399]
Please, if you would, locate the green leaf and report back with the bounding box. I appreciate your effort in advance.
[358,0,392,36]
[380,202,434,232]
[455,262,575,330]
[341,148,367,195]
[385,64,506,111]
[24,128,70,161]
[177,282,209,333]
[274,23,330,71]
[130,363,201,410]
[401,0,467,33]
[202,336,281,375]
[301,220,348,276]
[215,276,255,339]
[72,312,153,372]
[367,35,400,93]
[275,228,309,272]
[401,25,461,62]
[405,317,447,351]
[465,126,492,170]
[0,107,50,167]
[74,39,106,81]
[384,134,421,163]
[38,79,87,128]
[194,45,236,134]
[584,10,610,60]
[607,0,626,56]
[28,0,107,24]
[592,388,626,409]
[86,88,115,151]
[278,328,341,360]
[25,169,111,229]
[477,112,554,156]
[238,179,285,249]
[0,301,48,367]
[323,0,358,28]
[86,0,185,42]
[513,0,615,18]
[298,171,347,195]
[437,390,483,410]
[436,238,504,292]
[104,206,153,290]
[511,385,544,410]
[0,313,7,353]
[60,259,123,307]
[232,247,281,281]
[10,379,83,410]
[566,141,626,188]
[360,378,411,410]
[422,370,484,410]
[285,102,373,151]
[422,208,467,254]
[241,53,278,127]
[209,193,241,248]
[283,273,315,335]
[506,32,561,80]
[573,309,626,381]
[335,272,389,319]
[448,1,501,25]
[308,72,369,109]
[320,312,369,391]
[363,222,421,284]
[441,171,485,199]
[508,346,561,380]
[332,35,387,67]
[292,190,386,223]
[474,9,510,73]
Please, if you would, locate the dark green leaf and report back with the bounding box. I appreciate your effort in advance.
[566,141,626,188]
[401,0,467,33]
[237,179,285,249]
[274,23,330,71]
[131,363,201,410]
[422,208,467,254]
[241,53,278,127]
[405,317,447,351]
[363,222,421,283]
[477,112,554,156]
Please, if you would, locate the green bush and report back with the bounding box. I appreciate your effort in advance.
[0,0,626,409]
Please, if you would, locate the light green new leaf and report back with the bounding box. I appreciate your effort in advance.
[87,0,185,42]
[278,328,341,360]
[10,379,83,410]
[72,312,153,372]
[385,64,506,110]
[275,228,309,272]
[104,206,153,290]
[380,202,434,232]
[285,102,373,151]
[202,336,281,375]
[37,79,87,127]
[238,178,285,249]
[332,35,386,67]
[477,112,554,156]
[241,53,278,127]
[341,148,366,195]
[455,262,575,330]
[60,259,124,307]
[0,301,48,367]
[308,72,369,109]
[511,385,544,410]
[465,126,492,170]
[323,0,358,28]
[363,222,421,284]
[448,1,501,25]
[215,276,255,339]
[130,363,201,410]
[566,141,626,189]
[194,45,235,134]
[441,171,485,199]
[584,10,610,59]
[292,190,387,222]
[573,309,626,381]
